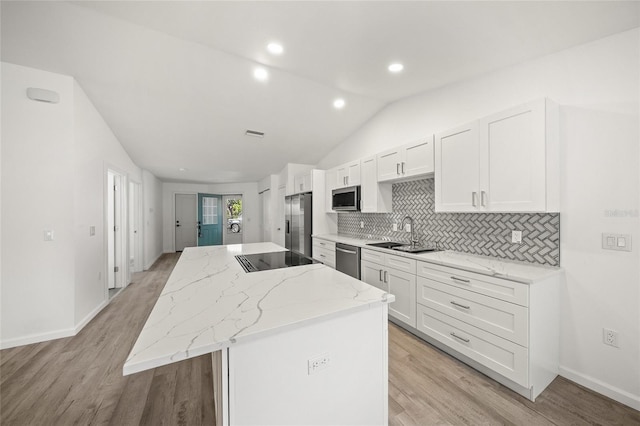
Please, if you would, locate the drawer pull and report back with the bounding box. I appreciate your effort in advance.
[450,301,470,309]
[450,332,470,343]
[379,269,384,282]
[450,276,470,283]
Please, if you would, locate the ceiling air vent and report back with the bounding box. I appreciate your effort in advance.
[245,130,265,138]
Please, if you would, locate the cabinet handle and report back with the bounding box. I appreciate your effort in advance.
[300,183,303,191]
[384,270,388,284]
[450,301,470,309]
[481,191,487,207]
[396,163,400,175]
[401,162,405,174]
[346,176,349,185]
[450,332,470,343]
[379,269,384,282]
[472,192,478,207]
[450,276,470,283]
[320,254,326,258]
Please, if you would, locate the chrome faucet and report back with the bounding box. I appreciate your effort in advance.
[401,215,419,248]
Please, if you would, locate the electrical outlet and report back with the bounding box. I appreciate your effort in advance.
[404,223,411,232]
[603,328,619,347]
[392,223,398,231]
[511,230,522,243]
[308,353,331,375]
[360,221,364,229]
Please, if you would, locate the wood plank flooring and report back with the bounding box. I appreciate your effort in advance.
[2,253,639,425]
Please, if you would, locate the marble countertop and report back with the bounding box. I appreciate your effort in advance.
[123,242,394,376]
[313,234,562,284]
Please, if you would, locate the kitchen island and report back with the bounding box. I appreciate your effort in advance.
[123,242,394,425]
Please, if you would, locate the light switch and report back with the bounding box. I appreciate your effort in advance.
[602,233,632,252]
[89,226,96,236]
[44,230,54,241]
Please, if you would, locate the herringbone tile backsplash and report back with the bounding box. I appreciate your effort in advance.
[338,179,560,266]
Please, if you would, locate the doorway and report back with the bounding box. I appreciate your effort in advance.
[128,181,143,279]
[260,190,271,243]
[198,193,223,246]
[223,194,243,245]
[107,170,126,299]
[175,193,197,251]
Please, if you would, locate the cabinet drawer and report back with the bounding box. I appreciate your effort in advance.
[386,253,416,274]
[417,305,529,387]
[361,248,385,264]
[312,238,335,251]
[417,261,528,306]
[313,246,335,267]
[417,277,528,346]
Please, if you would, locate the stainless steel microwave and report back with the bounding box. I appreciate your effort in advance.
[332,186,361,211]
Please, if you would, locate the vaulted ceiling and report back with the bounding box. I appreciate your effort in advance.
[2,1,638,183]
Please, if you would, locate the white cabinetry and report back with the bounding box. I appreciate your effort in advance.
[325,168,337,213]
[335,160,361,188]
[361,249,416,327]
[361,156,392,213]
[435,99,559,213]
[377,137,434,182]
[312,237,336,268]
[293,171,313,194]
[415,260,559,401]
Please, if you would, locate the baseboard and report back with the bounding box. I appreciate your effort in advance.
[0,327,75,350]
[74,300,108,334]
[144,251,164,270]
[559,365,640,411]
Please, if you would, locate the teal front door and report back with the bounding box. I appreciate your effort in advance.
[198,193,223,246]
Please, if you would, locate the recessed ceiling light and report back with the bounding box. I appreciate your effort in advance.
[388,63,404,73]
[333,98,346,109]
[254,67,269,81]
[267,42,284,55]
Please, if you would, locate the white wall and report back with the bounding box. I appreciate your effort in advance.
[1,62,155,348]
[143,169,163,269]
[162,181,261,252]
[1,63,76,346]
[73,79,142,328]
[318,29,640,409]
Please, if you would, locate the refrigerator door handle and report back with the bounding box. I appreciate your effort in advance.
[285,220,290,234]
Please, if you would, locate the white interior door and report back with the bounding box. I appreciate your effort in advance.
[128,181,143,275]
[175,194,197,251]
[107,170,126,290]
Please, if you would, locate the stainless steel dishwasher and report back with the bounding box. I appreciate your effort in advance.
[335,243,361,280]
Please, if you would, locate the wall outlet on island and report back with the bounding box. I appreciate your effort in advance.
[308,353,331,375]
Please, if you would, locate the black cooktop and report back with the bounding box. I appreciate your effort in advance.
[235,251,318,273]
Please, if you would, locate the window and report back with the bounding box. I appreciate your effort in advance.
[226,197,242,234]
[202,197,218,225]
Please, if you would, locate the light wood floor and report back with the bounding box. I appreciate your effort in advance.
[2,253,639,425]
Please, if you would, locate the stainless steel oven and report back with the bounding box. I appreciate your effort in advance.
[335,243,361,279]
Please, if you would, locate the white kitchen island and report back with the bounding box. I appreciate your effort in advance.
[123,242,394,425]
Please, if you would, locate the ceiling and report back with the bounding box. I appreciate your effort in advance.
[2,1,638,183]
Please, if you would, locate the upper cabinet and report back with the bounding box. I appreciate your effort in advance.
[377,137,434,182]
[293,171,313,194]
[361,156,392,213]
[435,98,559,213]
[335,160,361,189]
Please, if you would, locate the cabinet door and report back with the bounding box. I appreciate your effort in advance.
[386,267,416,328]
[479,99,546,212]
[361,156,392,213]
[361,259,387,292]
[377,148,403,182]
[347,161,361,186]
[336,165,348,188]
[403,136,434,178]
[325,168,337,213]
[435,122,480,212]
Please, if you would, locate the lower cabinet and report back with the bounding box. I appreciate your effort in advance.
[361,251,416,328]
[414,261,559,402]
[312,237,336,268]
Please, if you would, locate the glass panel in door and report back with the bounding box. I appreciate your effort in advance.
[198,193,222,246]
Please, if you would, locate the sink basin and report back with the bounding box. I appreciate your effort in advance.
[366,241,405,249]
[392,245,439,254]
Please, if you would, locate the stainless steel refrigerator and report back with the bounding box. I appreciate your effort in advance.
[285,193,312,257]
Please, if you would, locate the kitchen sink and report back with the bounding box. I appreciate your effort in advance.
[366,241,405,249]
[392,245,439,254]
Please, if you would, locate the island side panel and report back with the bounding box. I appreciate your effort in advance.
[211,349,228,426]
[227,304,389,425]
